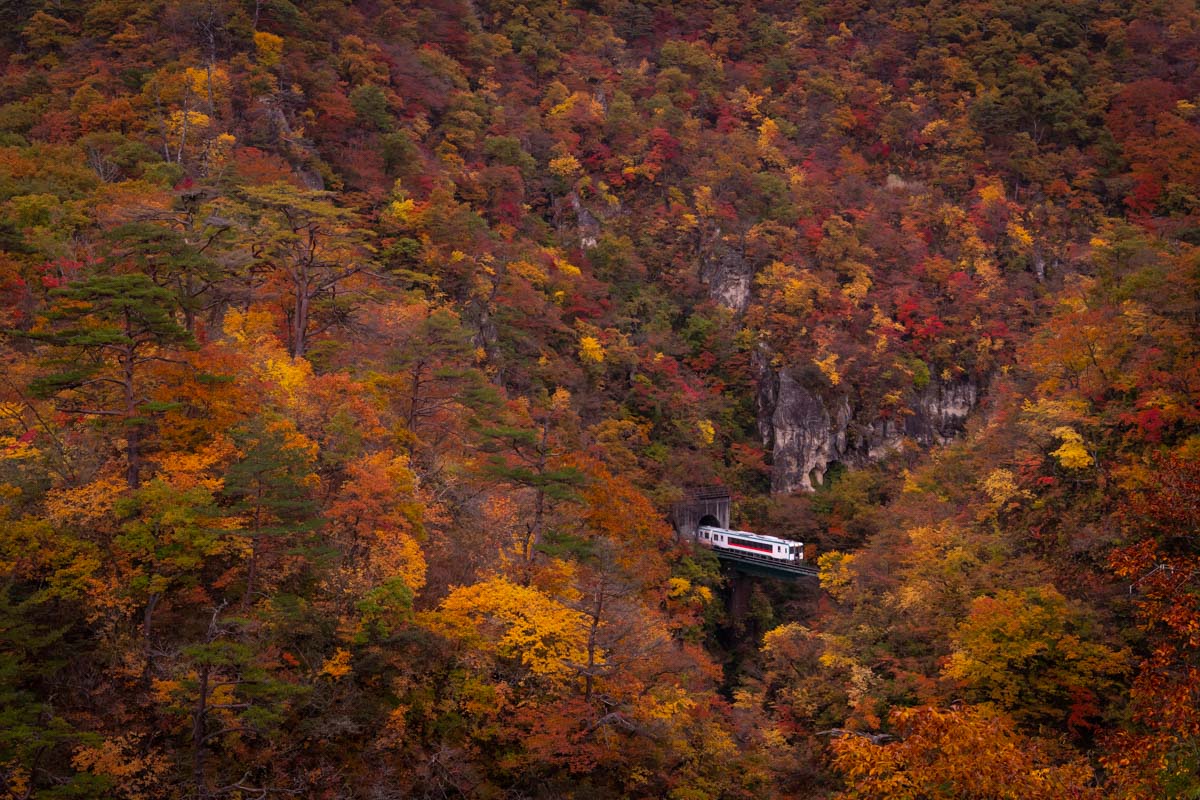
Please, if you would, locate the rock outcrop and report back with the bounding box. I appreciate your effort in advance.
[568,191,601,249]
[756,356,980,494]
[700,240,755,313]
[757,367,852,492]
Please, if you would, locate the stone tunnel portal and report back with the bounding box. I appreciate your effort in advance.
[671,487,732,539]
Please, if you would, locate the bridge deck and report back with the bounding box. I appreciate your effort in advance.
[677,502,818,581]
[710,548,820,579]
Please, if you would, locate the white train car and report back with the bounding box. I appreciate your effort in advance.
[697,525,804,564]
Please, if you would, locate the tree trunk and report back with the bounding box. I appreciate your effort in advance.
[192,661,210,799]
[183,271,197,334]
[176,87,192,164]
[583,586,605,702]
[142,592,159,683]
[528,425,549,559]
[291,280,309,359]
[243,496,263,609]
[122,330,141,489]
[407,361,426,430]
[243,537,259,610]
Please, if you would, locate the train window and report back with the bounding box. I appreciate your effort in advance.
[727,536,773,553]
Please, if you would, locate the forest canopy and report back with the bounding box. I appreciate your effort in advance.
[0,0,1198,797]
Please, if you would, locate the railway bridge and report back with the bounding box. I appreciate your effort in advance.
[670,487,818,580]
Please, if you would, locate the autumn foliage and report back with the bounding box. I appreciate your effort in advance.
[0,0,1198,797]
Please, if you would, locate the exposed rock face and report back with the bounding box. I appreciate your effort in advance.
[255,94,325,190]
[757,357,980,494]
[701,241,755,312]
[568,191,601,249]
[757,367,851,492]
[858,378,978,462]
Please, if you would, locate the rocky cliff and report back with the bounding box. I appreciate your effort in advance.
[756,358,980,494]
[700,240,756,313]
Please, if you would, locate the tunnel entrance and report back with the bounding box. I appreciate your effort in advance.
[670,487,732,539]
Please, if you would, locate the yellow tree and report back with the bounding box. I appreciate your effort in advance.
[944,585,1128,729]
[831,704,1101,799]
[142,65,233,168]
[426,576,593,685]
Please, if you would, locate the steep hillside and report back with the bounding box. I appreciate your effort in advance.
[0,0,1198,797]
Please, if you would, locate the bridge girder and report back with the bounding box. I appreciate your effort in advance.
[713,550,819,580]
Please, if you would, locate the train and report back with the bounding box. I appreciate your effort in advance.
[696,525,805,564]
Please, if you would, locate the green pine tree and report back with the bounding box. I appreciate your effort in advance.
[24,272,196,488]
[221,416,321,609]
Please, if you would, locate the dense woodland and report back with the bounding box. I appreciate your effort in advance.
[0,0,1198,797]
